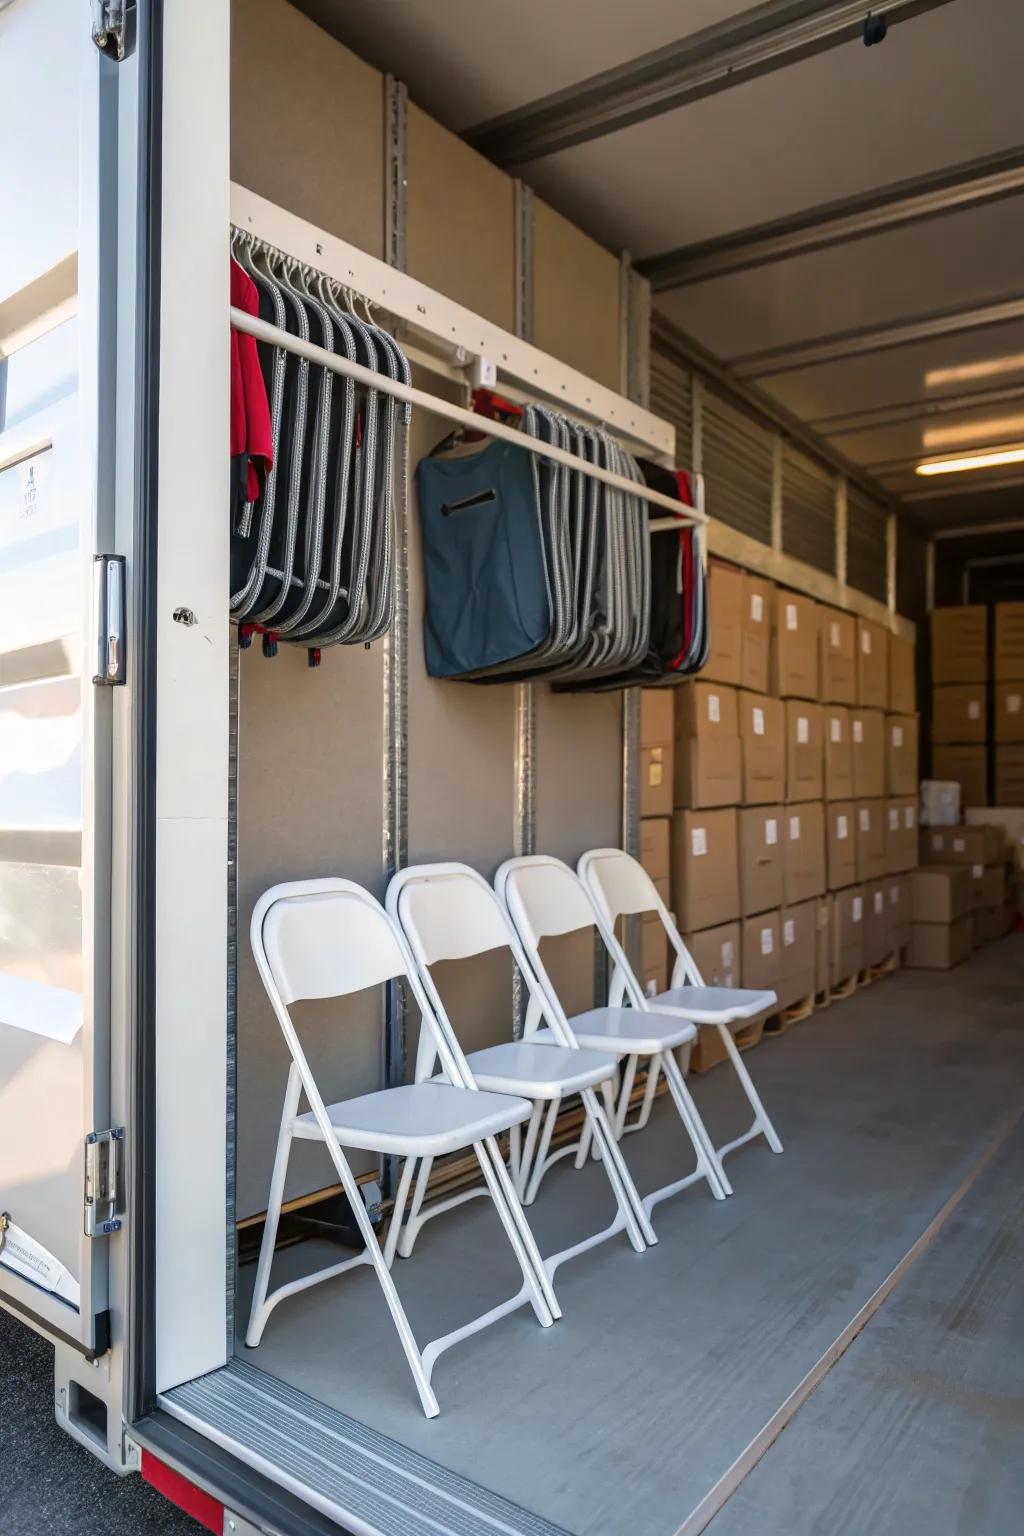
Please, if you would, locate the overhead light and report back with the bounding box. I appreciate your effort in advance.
[925,353,1024,388]
[923,414,1024,449]
[915,445,1024,476]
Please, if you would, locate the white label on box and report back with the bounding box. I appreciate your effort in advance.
[892,726,903,748]
[722,941,735,967]
[751,593,763,623]
[784,919,795,946]
[765,818,778,845]
[708,692,721,723]
[904,807,915,830]
[691,827,708,857]
[874,890,884,915]
[932,833,943,851]
[761,926,774,955]
[968,700,981,720]
[890,884,899,904]
[972,862,983,879]
[1009,694,1022,714]
[830,620,841,650]
[862,630,872,655]
[889,808,899,830]
[954,837,965,852]
[830,716,842,743]
[837,815,849,839]
[853,719,864,743]
[752,706,765,736]
[649,761,663,787]
[789,815,801,841]
[786,602,798,631]
[853,896,863,922]
[859,807,870,832]
[797,716,809,744]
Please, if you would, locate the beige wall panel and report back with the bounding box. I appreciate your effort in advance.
[405,103,516,331]
[535,688,622,862]
[532,199,622,391]
[236,640,385,1216]
[230,0,384,258]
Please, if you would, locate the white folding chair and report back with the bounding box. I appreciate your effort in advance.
[387,862,656,1281]
[247,877,559,1419]
[578,848,783,1187]
[496,855,730,1223]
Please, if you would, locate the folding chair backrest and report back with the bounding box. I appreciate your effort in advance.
[578,849,702,992]
[495,854,623,1022]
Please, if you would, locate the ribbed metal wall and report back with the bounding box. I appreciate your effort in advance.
[649,347,693,466]
[846,483,888,602]
[702,386,774,543]
[897,523,928,621]
[781,444,835,574]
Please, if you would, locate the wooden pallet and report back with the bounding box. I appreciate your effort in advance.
[868,947,904,981]
[764,991,815,1038]
[829,970,858,1003]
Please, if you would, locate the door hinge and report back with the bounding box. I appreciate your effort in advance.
[90,0,132,62]
[93,555,127,685]
[84,1129,125,1238]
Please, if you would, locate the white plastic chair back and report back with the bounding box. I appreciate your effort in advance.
[578,848,703,992]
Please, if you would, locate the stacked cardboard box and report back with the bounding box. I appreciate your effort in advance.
[995,601,1024,805]
[920,822,1014,946]
[639,691,675,996]
[930,606,987,808]
[907,866,971,969]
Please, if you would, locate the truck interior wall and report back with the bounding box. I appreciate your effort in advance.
[229,0,626,1219]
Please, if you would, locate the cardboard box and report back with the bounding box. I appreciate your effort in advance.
[931,684,986,744]
[910,865,971,923]
[783,801,826,904]
[741,574,773,694]
[906,917,971,970]
[965,807,1024,872]
[640,689,674,816]
[742,910,782,996]
[995,683,1024,744]
[931,744,987,809]
[674,682,742,808]
[887,875,911,950]
[815,896,833,995]
[826,800,857,890]
[702,563,744,685]
[886,713,919,796]
[831,884,865,982]
[978,863,1008,909]
[995,601,1024,682]
[639,914,669,997]
[738,805,784,916]
[855,799,887,882]
[779,899,817,1008]
[772,590,819,700]
[995,744,1024,805]
[824,706,854,800]
[639,816,671,906]
[856,618,889,709]
[738,691,785,804]
[864,879,890,966]
[851,709,885,798]
[684,921,741,1073]
[979,904,1014,942]
[819,606,856,705]
[885,797,918,874]
[671,809,739,932]
[923,824,1002,866]
[889,634,916,716]
[931,606,987,685]
[785,701,824,801]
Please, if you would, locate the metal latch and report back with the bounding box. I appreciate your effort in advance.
[92,555,127,685]
[84,1129,125,1237]
[90,0,130,61]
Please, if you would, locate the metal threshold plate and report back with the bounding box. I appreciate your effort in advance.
[161,1358,570,1536]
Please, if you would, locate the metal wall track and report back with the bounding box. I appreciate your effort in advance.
[161,1359,571,1536]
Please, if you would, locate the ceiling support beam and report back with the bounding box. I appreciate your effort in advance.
[933,519,1024,540]
[811,381,1024,438]
[637,146,1024,290]
[464,0,953,168]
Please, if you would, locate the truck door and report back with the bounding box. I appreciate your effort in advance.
[0,0,141,1354]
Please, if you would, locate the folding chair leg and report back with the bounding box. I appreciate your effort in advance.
[634,1055,662,1130]
[475,1138,561,1323]
[246,1066,301,1347]
[517,1101,545,1196]
[716,1022,784,1157]
[659,1049,731,1201]
[580,1087,655,1250]
[383,1154,418,1268]
[524,1099,560,1204]
[613,1054,639,1137]
[397,1155,434,1259]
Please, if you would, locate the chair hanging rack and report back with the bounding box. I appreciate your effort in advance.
[229,305,706,531]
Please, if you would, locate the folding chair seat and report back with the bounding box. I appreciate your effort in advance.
[577,848,783,1189]
[246,877,559,1420]
[387,863,655,1280]
[495,855,731,1224]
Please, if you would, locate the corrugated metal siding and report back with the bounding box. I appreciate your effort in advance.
[782,445,835,574]
[897,522,928,620]
[650,348,693,468]
[701,386,774,543]
[847,484,888,602]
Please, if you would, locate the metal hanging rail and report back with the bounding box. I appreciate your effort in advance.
[230,306,706,526]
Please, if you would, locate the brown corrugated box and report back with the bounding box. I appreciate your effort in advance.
[674,682,742,808]
[931,684,986,744]
[826,800,857,890]
[889,634,916,716]
[640,690,674,817]
[864,879,890,966]
[671,808,739,932]
[910,865,971,923]
[922,824,1002,866]
[779,899,817,1008]
[906,916,971,969]
[742,910,782,996]
[931,606,987,684]
[855,798,887,881]
[886,713,919,795]
[885,797,918,874]
[819,606,856,705]
[965,807,1024,872]
[815,896,834,995]
[851,709,885,798]
[887,875,911,950]
[783,801,826,904]
[979,904,1014,942]
[772,590,819,700]
[639,816,671,905]
[995,744,1024,804]
[739,691,785,804]
[785,701,824,801]
[831,885,865,981]
[702,564,744,685]
[738,806,783,917]
[824,706,854,800]
[741,574,773,694]
[932,743,987,808]
[995,601,1024,682]
[685,921,741,1073]
[856,618,889,709]
[995,683,1024,744]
